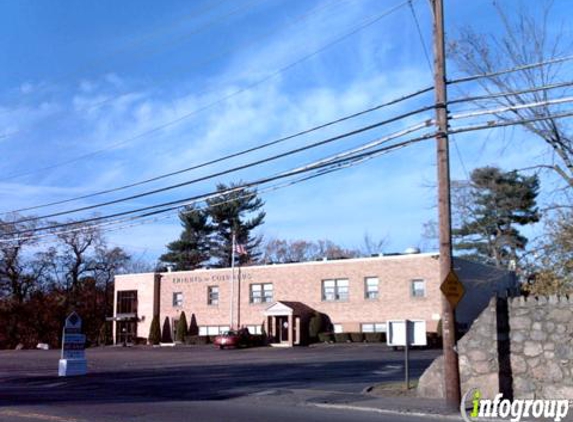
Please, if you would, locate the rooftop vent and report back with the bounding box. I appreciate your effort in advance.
[403,247,421,255]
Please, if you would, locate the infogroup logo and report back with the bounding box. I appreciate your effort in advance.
[461,389,570,422]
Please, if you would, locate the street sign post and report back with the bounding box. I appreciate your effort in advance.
[387,320,427,389]
[440,270,465,309]
[58,312,87,376]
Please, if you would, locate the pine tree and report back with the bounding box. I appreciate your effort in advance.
[188,313,199,336]
[161,317,173,343]
[159,204,212,271]
[206,183,265,267]
[148,315,161,345]
[176,311,188,343]
[453,166,540,269]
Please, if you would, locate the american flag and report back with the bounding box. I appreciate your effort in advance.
[234,242,247,255]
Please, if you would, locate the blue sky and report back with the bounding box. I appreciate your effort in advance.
[0,0,571,262]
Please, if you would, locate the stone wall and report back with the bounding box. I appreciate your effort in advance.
[418,295,573,401]
[509,296,573,400]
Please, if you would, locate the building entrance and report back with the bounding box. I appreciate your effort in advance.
[276,316,289,343]
[116,320,137,345]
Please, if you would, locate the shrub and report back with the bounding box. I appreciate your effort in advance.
[250,334,266,347]
[318,332,334,343]
[196,335,210,345]
[334,332,351,343]
[161,317,173,343]
[176,312,188,343]
[364,332,382,342]
[148,315,161,345]
[308,312,324,342]
[350,332,364,342]
[188,314,199,336]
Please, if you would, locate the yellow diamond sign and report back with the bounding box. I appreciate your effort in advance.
[440,270,465,309]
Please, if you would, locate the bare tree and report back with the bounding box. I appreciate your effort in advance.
[359,232,388,256]
[449,1,573,187]
[0,216,42,304]
[262,238,359,263]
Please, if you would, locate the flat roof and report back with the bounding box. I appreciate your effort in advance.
[115,252,439,278]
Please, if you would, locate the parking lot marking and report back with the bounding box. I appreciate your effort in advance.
[0,409,81,422]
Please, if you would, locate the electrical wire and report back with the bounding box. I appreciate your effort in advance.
[449,96,573,121]
[0,0,411,182]
[2,84,433,215]
[448,80,573,106]
[448,54,573,85]
[2,124,438,238]
[3,104,437,225]
[407,0,433,74]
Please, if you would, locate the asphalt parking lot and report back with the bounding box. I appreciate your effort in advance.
[0,344,441,421]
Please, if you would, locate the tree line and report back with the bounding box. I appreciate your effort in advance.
[0,218,130,349]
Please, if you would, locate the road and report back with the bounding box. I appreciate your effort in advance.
[0,344,442,421]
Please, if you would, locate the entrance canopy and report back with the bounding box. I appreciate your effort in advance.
[263,301,314,346]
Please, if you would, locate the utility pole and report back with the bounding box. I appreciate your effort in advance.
[430,0,461,408]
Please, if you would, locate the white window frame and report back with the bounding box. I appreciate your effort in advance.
[173,292,183,307]
[207,285,219,306]
[246,325,262,335]
[411,279,426,298]
[361,323,386,333]
[364,277,379,300]
[250,283,273,303]
[322,279,349,301]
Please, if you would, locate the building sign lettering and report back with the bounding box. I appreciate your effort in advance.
[172,273,253,284]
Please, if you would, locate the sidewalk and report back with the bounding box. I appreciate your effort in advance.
[304,391,461,419]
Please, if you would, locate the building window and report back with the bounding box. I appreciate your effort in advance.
[116,290,137,314]
[250,283,273,303]
[246,325,263,335]
[199,326,230,336]
[364,277,379,299]
[361,323,386,333]
[208,286,219,306]
[173,292,183,307]
[333,324,343,333]
[322,279,349,301]
[411,279,426,298]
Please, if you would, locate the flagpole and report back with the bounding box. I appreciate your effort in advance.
[230,231,236,329]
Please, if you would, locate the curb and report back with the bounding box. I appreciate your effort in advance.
[307,402,462,420]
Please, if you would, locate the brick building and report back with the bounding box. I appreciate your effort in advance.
[112,252,516,346]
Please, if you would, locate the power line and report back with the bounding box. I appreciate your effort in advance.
[448,80,573,106]
[407,0,433,74]
[0,0,411,182]
[448,54,573,85]
[3,84,433,215]
[3,104,436,225]
[2,125,438,237]
[449,96,573,121]
[449,108,573,136]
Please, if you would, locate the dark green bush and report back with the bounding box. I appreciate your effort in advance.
[334,332,351,343]
[148,315,161,345]
[364,332,382,342]
[161,317,173,343]
[318,332,334,343]
[308,311,324,342]
[197,335,210,345]
[350,332,364,342]
[188,314,199,336]
[250,334,266,347]
[176,312,188,343]
[208,335,217,343]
